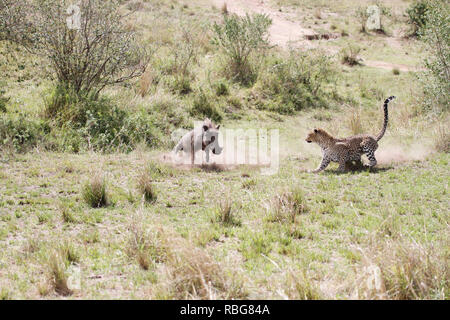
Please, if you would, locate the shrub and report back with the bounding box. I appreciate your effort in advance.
[1,0,148,96]
[0,90,8,113]
[190,89,223,122]
[393,68,400,75]
[214,80,229,96]
[407,0,430,36]
[258,49,336,113]
[43,85,168,152]
[341,44,361,66]
[355,6,369,33]
[82,174,109,208]
[213,13,272,85]
[417,1,450,114]
[0,114,47,152]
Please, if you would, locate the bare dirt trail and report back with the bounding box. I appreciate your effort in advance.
[211,0,422,72]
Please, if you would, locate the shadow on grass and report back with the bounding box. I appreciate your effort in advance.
[323,165,394,175]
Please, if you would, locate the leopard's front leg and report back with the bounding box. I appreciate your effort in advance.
[311,156,330,173]
[338,159,347,172]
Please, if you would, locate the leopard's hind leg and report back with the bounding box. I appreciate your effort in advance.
[361,138,378,167]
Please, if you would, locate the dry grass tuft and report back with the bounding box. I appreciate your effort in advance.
[285,269,322,300]
[137,170,157,203]
[60,203,77,223]
[434,123,450,153]
[165,237,247,299]
[127,210,168,270]
[348,108,364,135]
[221,2,228,15]
[139,69,153,97]
[213,198,241,226]
[314,8,322,20]
[82,173,109,208]
[354,239,449,299]
[268,188,308,223]
[47,252,72,296]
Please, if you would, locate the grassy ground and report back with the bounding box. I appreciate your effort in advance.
[0,0,448,299]
[0,139,448,299]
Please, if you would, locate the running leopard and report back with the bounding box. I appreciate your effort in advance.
[305,96,396,173]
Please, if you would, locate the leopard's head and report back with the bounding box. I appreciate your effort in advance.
[305,128,333,145]
[306,128,321,143]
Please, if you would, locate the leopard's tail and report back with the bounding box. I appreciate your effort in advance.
[375,96,396,142]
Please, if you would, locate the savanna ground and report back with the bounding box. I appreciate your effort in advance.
[0,0,448,299]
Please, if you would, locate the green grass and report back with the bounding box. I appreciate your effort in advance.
[0,140,447,298]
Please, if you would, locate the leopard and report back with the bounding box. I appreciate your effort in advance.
[305,96,396,173]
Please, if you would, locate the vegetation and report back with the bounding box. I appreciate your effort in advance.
[0,0,448,300]
[213,13,272,85]
[407,0,430,36]
[417,1,450,114]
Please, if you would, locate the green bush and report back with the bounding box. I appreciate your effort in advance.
[407,0,430,36]
[214,80,229,96]
[0,90,8,113]
[0,114,48,152]
[257,50,336,114]
[190,89,223,122]
[213,13,272,85]
[42,84,173,152]
[418,1,449,114]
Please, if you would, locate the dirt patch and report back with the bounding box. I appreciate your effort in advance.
[363,60,424,72]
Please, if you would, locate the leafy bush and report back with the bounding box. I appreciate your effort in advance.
[42,85,171,152]
[407,0,430,36]
[341,43,362,66]
[0,114,48,152]
[417,1,449,114]
[257,50,336,114]
[214,80,229,96]
[355,6,370,33]
[0,90,8,113]
[1,0,148,96]
[213,13,272,85]
[190,89,223,122]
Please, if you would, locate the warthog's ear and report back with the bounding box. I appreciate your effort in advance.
[203,125,209,132]
[216,125,220,130]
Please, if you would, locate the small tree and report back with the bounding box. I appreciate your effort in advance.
[406,0,430,37]
[213,13,272,85]
[418,1,449,113]
[0,0,148,96]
